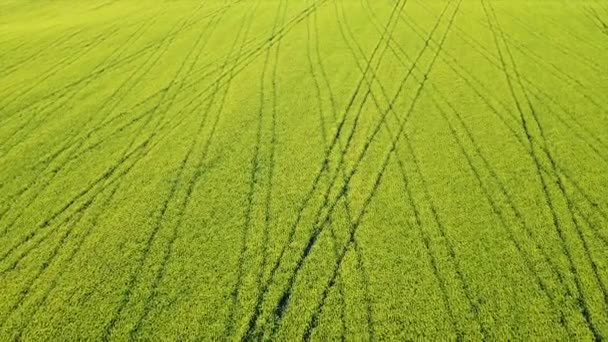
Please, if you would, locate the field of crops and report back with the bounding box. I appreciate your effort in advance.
[0,0,607,340]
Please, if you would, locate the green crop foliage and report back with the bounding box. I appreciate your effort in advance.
[1,0,607,340]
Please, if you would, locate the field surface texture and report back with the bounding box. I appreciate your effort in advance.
[1,0,608,340]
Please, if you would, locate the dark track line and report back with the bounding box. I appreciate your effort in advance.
[220,0,269,336]
[0,102,191,275]
[0,0,329,181]
[0,20,135,115]
[0,94,196,321]
[100,5,217,339]
[304,2,490,336]
[0,211,87,330]
[488,0,608,316]
[403,3,608,221]
[460,10,608,130]
[452,10,606,153]
[514,4,606,53]
[240,0,401,337]
[0,22,132,153]
[429,18,608,244]
[372,3,592,336]
[0,0,246,133]
[0,18,186,242]
[48,2,230,337]
[0,11,168,236]
[0,25,90,79]
[411,0,608,157]
[127,4,238,339]
[353,0,472,337]
[270,2,470,339]
[249,0,289,338]
[482,1,606,338]
[301,1,356,339]
[12,181,122,339]
[0,0,203,298]
[298,4,468,337]
[481,2,603,73]
[245,0,413,337]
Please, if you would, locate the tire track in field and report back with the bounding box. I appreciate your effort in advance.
[0,20,134,113]
[420,16,608,246]
[482,1,608,339]
[0,3,187,199]
[423,5,608,219]
[95,3,207,162]
[0,101,191,332]
[0,24,66,66]
[14,0,238,174]
[2,0,326,173]
[461,9,608,130]
[319,0,375,338]
[503,35,608,114]
[300,4,467,338]
[2,0,334,267]
[308,0,409,338]
[347,0,483,335]
[573,204,608,247]
[303,0,350,338]
[0,25,90,79]
[1,2,323,258]
[355,0,469,336]
[518,4,606,53]
[126,4,238,338]
[242,0,408,337]
[308,0,484,336]
[99,4,222,338]
[375,3,592,336]
[0,6,193,245]
[0,104,182,276]
[0,5,156,78]
[412,1,608,154]
[479,2,604,74]
[0,91,163,222]
[145,0,330,336]
[329,1,385,338]
[0,2,227,333]
[427,96,574,337]
[0,18,155,155]
[271,1,466,338]
[496,12,608,109]
[225,0,279,332]
[487,0,608,317]
[243,0,290,338]
[185,0,261,337]
[1,0,203,283]
[11,181,122,339]
[484,6,608,98]
[402,3,608,221]
[22,0,327,174]
[0,21,131,151]
[0,7,217,126]
[0,210,87,330]
[0,0,245,134]
[486,0,608,289]
[0,11,167,235]
[584,5,608,35]
[0,35,166,127]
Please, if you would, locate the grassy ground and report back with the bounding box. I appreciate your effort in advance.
[1,0,607,340]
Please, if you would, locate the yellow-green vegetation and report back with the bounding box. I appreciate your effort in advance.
[1,0,607,340]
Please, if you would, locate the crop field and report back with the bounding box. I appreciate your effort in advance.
[0,0,607,340]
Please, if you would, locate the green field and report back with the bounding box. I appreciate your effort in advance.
[1,0,607,340]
